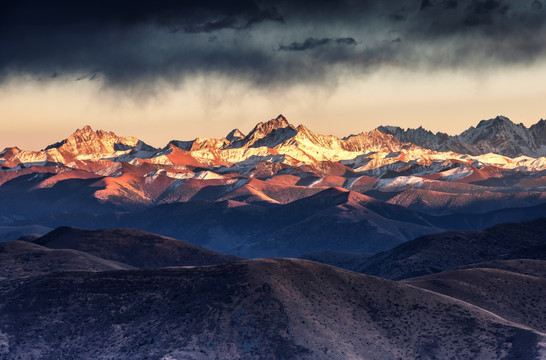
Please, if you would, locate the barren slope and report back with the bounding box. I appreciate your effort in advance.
[34,227,241,268]
[405,259,546,332]
[0,259,543,359]
[0,240,134,280]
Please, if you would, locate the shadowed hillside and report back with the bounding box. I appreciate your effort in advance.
[0,258,543,359]
[0,240,134,280]
[405,259,546,333]
[358,218,546,280]
[33,227,241,268]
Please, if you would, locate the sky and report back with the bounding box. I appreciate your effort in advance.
[1,0,546,150]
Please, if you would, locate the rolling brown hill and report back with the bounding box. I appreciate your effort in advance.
[0,258,543,359]
[404,259,546,333]
[33,227,241,268]
[358,217,546,280]
[0,240,134,280]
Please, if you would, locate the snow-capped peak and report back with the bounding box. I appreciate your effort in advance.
[46,126,141,157]
[229,115,297,148]
[254,114,293,132]
[226,129,245,142]
[0,146,21,158]
[377,116,546,158]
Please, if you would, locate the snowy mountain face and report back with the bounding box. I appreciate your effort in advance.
[529,119,546,153]
[44,125,139,155]
[225,128,245,142]
[3,115,546,174]
[4,125,157,167]
[378,116,546,158]
[376,125,450,152]
[229,114,298,149]
[2,114,546,226]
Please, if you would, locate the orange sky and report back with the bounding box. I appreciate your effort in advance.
[2,63,546,151]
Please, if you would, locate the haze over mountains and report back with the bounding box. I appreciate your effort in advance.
[2,114,546,257]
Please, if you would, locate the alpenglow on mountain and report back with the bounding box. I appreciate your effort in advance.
[2,114,546,257]
[3,114,546,166]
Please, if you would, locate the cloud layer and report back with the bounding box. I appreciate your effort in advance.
[1,0,546,89]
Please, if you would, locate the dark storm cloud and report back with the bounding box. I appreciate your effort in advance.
[0,0,283,32]
[278,37,357,51]
[1,0,546,90]
[420,0,459,10]
[336,38,358,45]
[279,38,332,51]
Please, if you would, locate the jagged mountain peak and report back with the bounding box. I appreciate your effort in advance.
[377,116,546,158]
[343,128,403,143]
[70,125,126,141]
[247,115,295,136]
[226,129,245,142]
[77,124,94,133]
[366,128,393,137]
[466,116,528,144]
[275,113,287,122]
[376,125,400,133]
[42,125,150,159]
[47,125,120,146]
[534,118,546,126]
[0,146,21,158]
[376,124,445,138]
[71,125,124,140]
[255,114,293,131]
[475,116,523,130]
[229,115,297,149]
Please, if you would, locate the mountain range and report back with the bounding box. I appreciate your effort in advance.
[378,116,546,158]
[1,115,546,257]
[4,115,546,171]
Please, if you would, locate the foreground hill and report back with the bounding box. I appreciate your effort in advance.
[0,258,543,359]
[457,258,546,278]
[358,217,546,280]
[0,240,134,280]
[405,259,546,333]
[299,250,373,271]
[33,227,241,268]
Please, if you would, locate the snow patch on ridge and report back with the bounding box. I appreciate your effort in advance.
[439,167,473,182]
[375,176,424,191]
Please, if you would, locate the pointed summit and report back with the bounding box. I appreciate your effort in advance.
[79,125,94,133]
[256,114,292,132]
[274,113,288,123]
[476,116,514,129]
[456,116,535,157]
[226,129,245,142]
[0,146,21,159]
[43,125,149,159]
[374,115,546,157]
[229,115,297,148]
